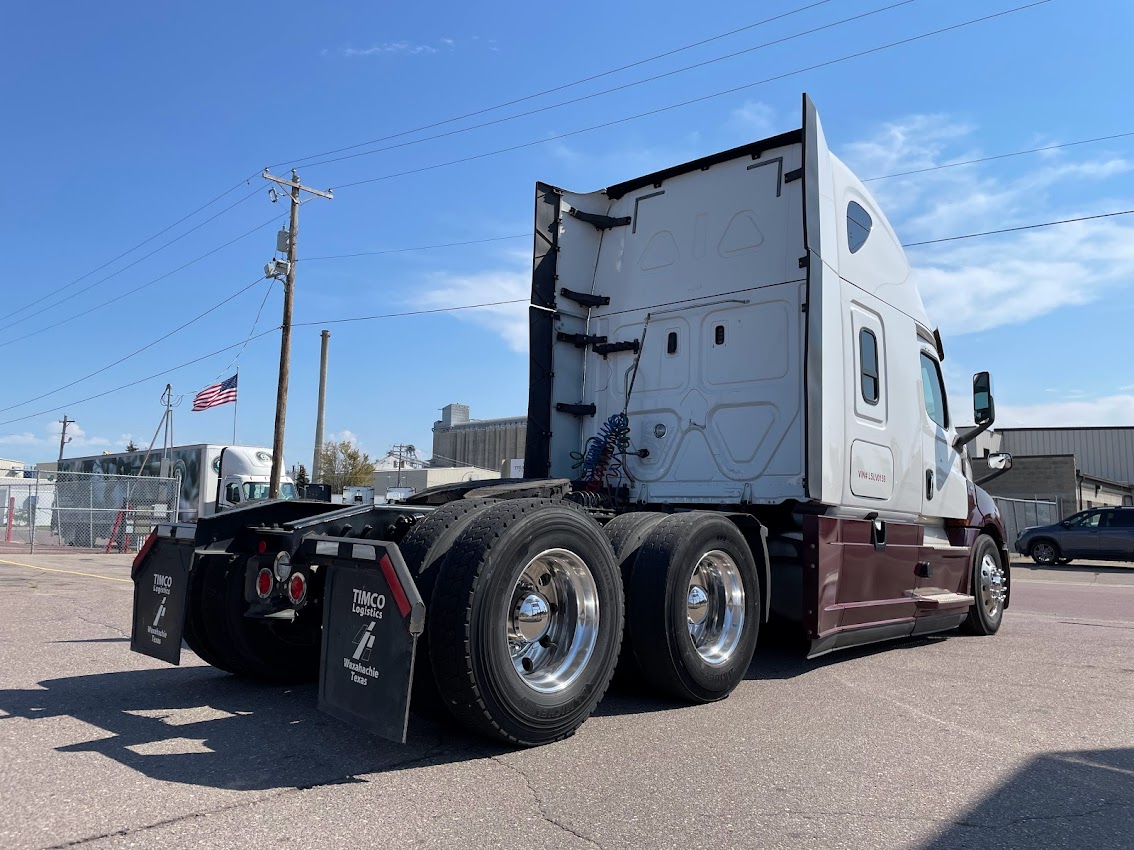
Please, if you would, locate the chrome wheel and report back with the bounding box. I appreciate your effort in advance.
[979,551,1006,619]
[686,550,746,666]
[506,548,599,694]
[1032,542,1056,564]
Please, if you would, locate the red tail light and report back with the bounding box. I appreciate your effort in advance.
[287,572,307,605]
[256,568,274,598]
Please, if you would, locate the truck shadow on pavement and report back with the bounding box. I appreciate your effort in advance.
[0,665,506,791]
[916,746,1134,849]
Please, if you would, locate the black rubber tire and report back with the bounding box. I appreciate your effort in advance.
[962,535,1006,636]
[397,499,498,713]
[428,498,623,746]
[181,553,237,672]
[628,512,760,703]
[602,512,667,684]
[197,554,321,682]
[1030,539,1060,565]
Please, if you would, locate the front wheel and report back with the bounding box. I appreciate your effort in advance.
[1030,540,1059,565]
[962,535,1006,635]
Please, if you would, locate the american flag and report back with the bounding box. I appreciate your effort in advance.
[192,373,238,411]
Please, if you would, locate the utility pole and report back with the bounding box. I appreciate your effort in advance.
[57,415,75,464]
[262,169,332,498]
[312,329,330,482]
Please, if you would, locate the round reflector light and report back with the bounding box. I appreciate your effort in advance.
[256,568,274,598]
[287,572,307,605]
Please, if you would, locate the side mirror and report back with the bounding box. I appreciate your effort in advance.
[987,451,1012,471]
[973,371,994,426]
[1061,520,1071,528]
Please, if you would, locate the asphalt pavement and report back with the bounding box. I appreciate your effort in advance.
[1,552,1131,850]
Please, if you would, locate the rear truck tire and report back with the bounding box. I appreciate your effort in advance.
[602,512,667,684]
[628,512,760,703]
[397,499,498,713]
[182,554,239,672]
[1030,539,1060,565]
[198,554,321,682]
[962,535,1007,635]
[428,499,624,746]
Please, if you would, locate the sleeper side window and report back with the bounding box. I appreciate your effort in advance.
[919,352,949,429]
[859,328,879,404]
[847,201,873,253]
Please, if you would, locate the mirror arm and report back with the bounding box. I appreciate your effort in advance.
[954,417,993,452]
[974,466,1010,487]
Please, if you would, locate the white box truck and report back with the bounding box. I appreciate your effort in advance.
[129,95,1014,748]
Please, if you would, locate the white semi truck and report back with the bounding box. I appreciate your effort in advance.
[56,445,295,545]
[129,96,1014,747]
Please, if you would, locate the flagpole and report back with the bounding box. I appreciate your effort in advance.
[232,367,239,445]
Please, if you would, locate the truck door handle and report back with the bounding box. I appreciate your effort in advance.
[925,470,934,500]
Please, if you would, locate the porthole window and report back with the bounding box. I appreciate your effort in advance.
[667,331,678,355]
[847,201,872,254]
[860,328,879,404]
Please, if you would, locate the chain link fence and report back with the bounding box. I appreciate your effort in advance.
[0,470,181,554]
[993,496,1061,549]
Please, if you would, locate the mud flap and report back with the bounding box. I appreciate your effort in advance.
[130,530,195,665]
[309,537,425,744]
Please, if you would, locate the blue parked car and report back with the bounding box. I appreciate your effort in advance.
[1016,506,1134,565]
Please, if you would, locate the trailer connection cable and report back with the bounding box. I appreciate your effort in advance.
[572,413,633,491]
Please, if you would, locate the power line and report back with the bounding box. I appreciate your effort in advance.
[213,280,277,379]
[0,328,282,428]
[301,234,528,261]
[0,212,286,350]
[902,209,1134,247]
[0,186,264,336]
[864,130,1134,181]
[3,175,258,325]
[271,0,840,170]
[299,0,919,171]
[331,2,1053,191]
[0,279,267,415]
[293,299,529,327]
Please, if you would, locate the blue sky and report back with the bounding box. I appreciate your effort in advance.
[1,0,1131,468]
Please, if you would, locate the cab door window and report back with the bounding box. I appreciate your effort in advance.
[919,353,949,429]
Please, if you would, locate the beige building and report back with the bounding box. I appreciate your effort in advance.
[431,403,525,471]
[0,458,29,479]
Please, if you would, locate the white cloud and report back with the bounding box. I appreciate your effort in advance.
[0,419,111,455]
[338,42,439,58]
[996,395,1134,427]
[842,115,1134,336]
[729,100,777,137]
[415,269,530,353]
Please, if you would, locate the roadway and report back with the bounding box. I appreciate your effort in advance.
[0,552,1131,850]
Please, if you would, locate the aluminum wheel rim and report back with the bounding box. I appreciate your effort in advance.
[506,548,599,694]
[687,549,745,666]
[1034,542,1055,563]
[979,552,1006,619]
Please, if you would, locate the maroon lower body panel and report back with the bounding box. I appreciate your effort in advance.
[802,515,973,658]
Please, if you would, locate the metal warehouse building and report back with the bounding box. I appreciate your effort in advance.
[971,427,1134,515]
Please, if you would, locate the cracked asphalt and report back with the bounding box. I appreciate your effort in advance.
[1,552,1131,850]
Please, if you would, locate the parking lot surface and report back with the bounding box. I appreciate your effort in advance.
[1,552,1131,850]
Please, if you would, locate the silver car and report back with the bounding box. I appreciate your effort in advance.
[1016,506,1134,565]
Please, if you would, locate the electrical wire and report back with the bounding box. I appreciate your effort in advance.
[270,0,840,170]
[901,209,1134,247]
[0,278,267,414]
[863,131,1134,181]
[0,187,264,335]
[298,0,919,171]
[0,212,287,350]
[3,174,260,325]
[213,280,277,378]
[292,299,529,327]
[331,2,1053,191]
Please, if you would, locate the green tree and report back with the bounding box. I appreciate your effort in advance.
[125,440,140,452]
[295,464,310,487]
[318,439,375,493]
